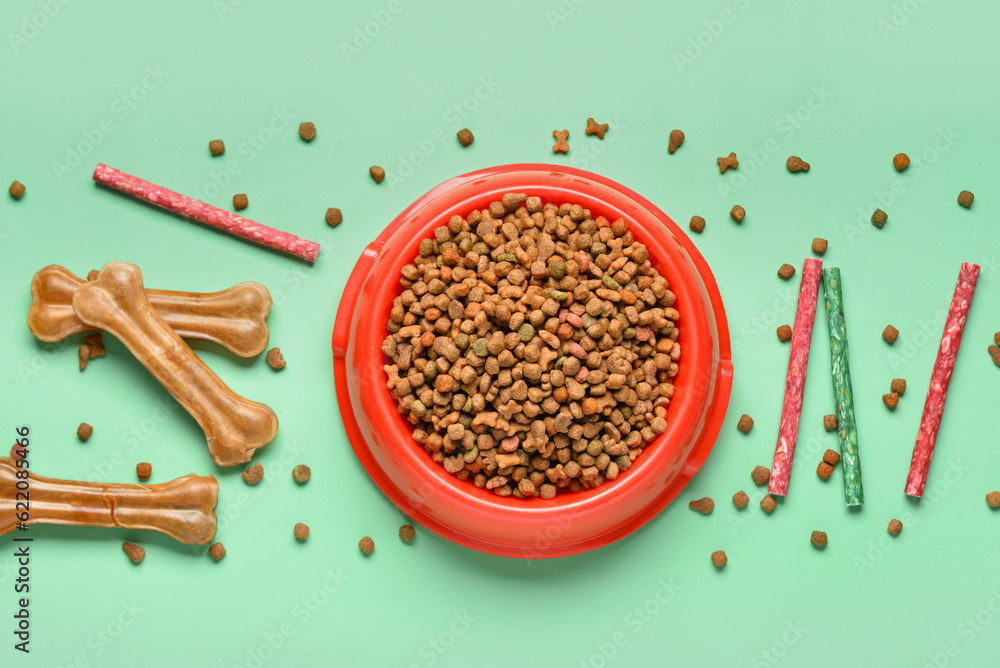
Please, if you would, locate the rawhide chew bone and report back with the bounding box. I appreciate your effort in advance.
[72,262,278,466]
[0,457,217,544]
[28,265,272,357]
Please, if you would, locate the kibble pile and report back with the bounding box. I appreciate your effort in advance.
[381,193,681,498]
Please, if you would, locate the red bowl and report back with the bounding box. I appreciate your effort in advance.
[332,164,732,558]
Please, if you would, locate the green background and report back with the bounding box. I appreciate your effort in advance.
[2,0,999,665]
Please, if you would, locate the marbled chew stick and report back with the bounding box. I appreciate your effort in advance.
[905,262,980,497]
[769,257,822,497]
[821,267,863,506]
[93,163,319,262]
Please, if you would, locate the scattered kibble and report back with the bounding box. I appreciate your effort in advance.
[883,392,899,409]
[891,378,906,395]
[751,465,770,486]
[585,117,609,139]
[325,207,343,228]
[370,166,385,184]
[123,542,145,563]
[87,270,99,281]
[233,193,248,210]
[777,263,796,280]
[86,333,106,358]
[209,140,225,156]
[294,523,310,540]
[359,536,375,554]
[810,530,827,547]
[786,156,809,172]
[399,525,416,542]
[733,491,749,508]
[298,122,316,141]
[777,324,792,342]
[887,519,903,535]
[79,344,90,370]
[689,215,705,233]
[689,497,715,514]
[871,209,888,228]
[717,152,738,173]
[958,190,974,208]
[136,462,152,480]
[760,495,777,513]
[737,414,754,433]
[994,332,1000,348]
[893,153,910,171]
[292,464,311,483]
[823,414,838,431]
[667,129,684,154]
[8,180,25,199]
[730,205,745,223]
[812,238,827,255]
[823,449,841,466]
[883,325,899,343]
[711,550,727,567]
[77,423,93,441]
[552,130,569,153]
[209,543,226,560]
[987,491,1000,508]
[242,463,264,485]
[989,345,1000,368]
[457,128,474,146]
[817,461,833,480]
[267,347,286,370]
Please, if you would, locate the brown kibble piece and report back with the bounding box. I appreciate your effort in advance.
[325,207,343,228]
[786,156,809,172]
[958,190,974,208]
[810,530,827,547]
[711,550,727,567]
[399,524,415,542]
[733,491,749,508]
[77,422,93,441]
[292,465,311,483]
[233,193,248,210]
[994,332,1000,348]
[298,122,316,141]
[730,205,745,223]
[242,463,263,485]
[79,343,90,370]
[689,215,705,234]
[552,130,569,154]
[136,462,152,480]
[585,117,609,139]
[717,152,738,173]
[812,238,828,255]
[737,414,754,433]
[209,140,225,156]
[987,491,1000,508]
[457,128,474,146]
[989,345,1000,368]
[817,461,833,479]
[86,333,106,358]
[777,263,796,280]
[9,180,25,199]
[370,166,385,184]
[751,465,770,486]
[359,536,374,554]
[267,347,286,370]
[893,153,910,171]
[882,325,899,343]
[667,129,684,154]
[887,519,903,535]
[824,414,838,431]
[209,543,226,560]
[891,378,906,395]
[87,270,99,281]
[777,324,792,342]
[760,495,776,513]
[883,392,899,409]
[294,523,310,540]
[823,449,841,466]
[688,497,715,514]
[871,209,888,228]
[123,542,145,563]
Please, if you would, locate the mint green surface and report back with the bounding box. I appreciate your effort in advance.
[2,1,999,666]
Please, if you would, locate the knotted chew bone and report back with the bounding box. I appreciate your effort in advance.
[73,262,278,466]
[28,265,271,357]
[0,457,217,544]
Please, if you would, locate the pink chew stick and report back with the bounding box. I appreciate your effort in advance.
[769,257,823,497]
[905,262,980,498]
[93,163,320,263]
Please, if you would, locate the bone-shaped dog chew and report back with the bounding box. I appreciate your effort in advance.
[73,263,278,466]
[0,457,217,544]
[28,265,272,357]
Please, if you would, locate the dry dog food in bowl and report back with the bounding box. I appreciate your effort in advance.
[332,164,732,558]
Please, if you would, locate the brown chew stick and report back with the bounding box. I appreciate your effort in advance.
[0,457,217,544]
[71,263,278,466]
[28,265,272,357]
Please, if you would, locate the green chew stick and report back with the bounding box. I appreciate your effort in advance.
[822,268,864,505]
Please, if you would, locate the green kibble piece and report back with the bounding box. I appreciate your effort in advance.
[473,242,490,254]
[548,261,567,279]
[411,400,427,417]
[544,288,568,301]
[620,406,632,419]
[497,253,517,262]
[517,323,535,342]
[592,242,607,255]
[419,239,434,257]
[464,445,479,463]
[459,238,473,253]
[587,440,603,456]
[455,333,470,350]
[424,364,439,381]
[623,327,636,339]
[554,356,566,369]
[473,338,490,357]
[583,314,597,328]
[458,413,473,427]
[436,256,445,267]
[462,397,473,413]
[602,275,621,290]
